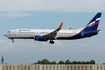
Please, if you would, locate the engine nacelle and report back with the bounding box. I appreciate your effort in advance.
[34,35,47,41]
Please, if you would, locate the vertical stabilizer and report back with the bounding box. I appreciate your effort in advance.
[83,13,102,32]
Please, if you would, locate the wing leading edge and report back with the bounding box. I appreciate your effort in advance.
[43,22,63,40]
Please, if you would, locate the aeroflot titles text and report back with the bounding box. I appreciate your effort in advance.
[19,30,31,31]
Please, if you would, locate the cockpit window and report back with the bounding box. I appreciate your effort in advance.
[7,31,10,33]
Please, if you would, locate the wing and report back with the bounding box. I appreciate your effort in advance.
[43,22,63,40]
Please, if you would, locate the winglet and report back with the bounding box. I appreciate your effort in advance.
[69,27,72,30]
[58,22,63,30]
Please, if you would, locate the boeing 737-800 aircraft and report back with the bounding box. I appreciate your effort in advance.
[3,13,102,44]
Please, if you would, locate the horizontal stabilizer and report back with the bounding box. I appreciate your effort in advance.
[90,30,101,34]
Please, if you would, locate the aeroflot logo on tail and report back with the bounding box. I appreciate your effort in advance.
[87,18,100,27]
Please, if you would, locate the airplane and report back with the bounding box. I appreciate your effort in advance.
[3,12,102,44]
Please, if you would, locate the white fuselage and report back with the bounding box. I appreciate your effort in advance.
[4,28,83,40]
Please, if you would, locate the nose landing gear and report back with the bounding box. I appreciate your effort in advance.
[12,39,14,43]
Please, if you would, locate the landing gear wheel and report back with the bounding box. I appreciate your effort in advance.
[12,39,14,43]
[49,40,54,44]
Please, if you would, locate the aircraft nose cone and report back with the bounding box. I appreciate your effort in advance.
[3,33,7,37]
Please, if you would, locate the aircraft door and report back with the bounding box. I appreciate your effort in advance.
[13,31,16,35]
[10,30,17,35]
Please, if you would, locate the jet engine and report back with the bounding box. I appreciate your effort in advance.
[34,35,47,41]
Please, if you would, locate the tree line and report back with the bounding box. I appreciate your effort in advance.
[34,59,95,64]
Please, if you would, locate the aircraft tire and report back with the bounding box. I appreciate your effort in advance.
[49,40,54,44]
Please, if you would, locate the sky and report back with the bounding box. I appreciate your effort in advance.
[0,0,105,64]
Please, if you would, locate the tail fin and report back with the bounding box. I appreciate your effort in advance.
[83,12,102,32]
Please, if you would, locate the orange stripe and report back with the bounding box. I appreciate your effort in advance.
[56,28,84,39]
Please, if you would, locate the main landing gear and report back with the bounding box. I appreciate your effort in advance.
[49,40,54,44]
